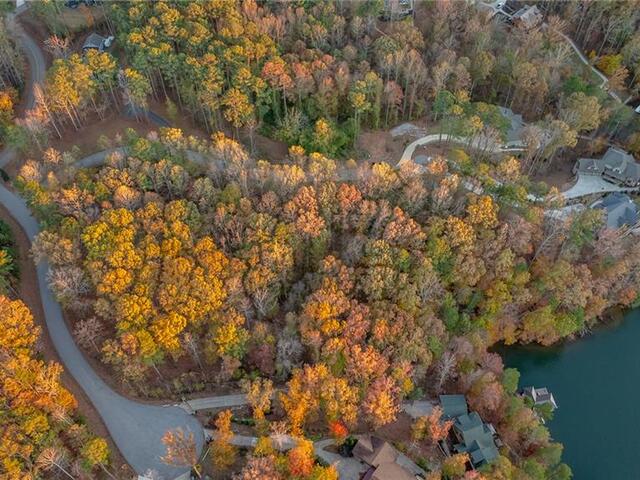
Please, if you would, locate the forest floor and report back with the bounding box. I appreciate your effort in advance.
[533,159,575,190]
[7,99,292,177]
[357,128,407,165]
[0,202,132,478]
[358,116,435,165]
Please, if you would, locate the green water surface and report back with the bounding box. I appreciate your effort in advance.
[501,311,640,479]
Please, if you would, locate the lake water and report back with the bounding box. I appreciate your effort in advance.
[501,310,640,480]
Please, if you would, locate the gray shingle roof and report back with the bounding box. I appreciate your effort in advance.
[596,192,638,228]
[574,148,640,186]
[453,412,499,466]
[439,394,468,419]
[83,33,106,51]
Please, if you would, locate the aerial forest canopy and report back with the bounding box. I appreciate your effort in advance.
[25,0,640,173]
[18,125,637,477]
[8,0,640,478]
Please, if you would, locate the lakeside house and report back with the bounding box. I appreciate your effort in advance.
[440,394,469,419]
[521,386,558,410]
[439,395,500,469]
[353,435,423,480]
[592,193,639,229]
[573,147,640,187]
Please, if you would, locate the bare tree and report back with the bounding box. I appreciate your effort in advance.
[73,317,105,352]
[269,421,289,451]
[36,447,76,480]
[436,351,457,392]
[161,428,201,478]
[275,329,303,380]
[44,35,71,59]
[182,332,204,375]
[47,266,90,309]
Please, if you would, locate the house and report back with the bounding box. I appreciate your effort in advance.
[498,106,526,148]
[439,395,500,469]
[452,412,499,468]
[521,386,558,410]
[573,147,640,187]
[381,0,414,20]
[362,462,417,480]
[353,436,421,480]
[593,193,639,229]
[439,394,468,419]
[511,5,543,29]
[82,33,115,53]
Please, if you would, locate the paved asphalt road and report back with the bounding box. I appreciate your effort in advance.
[0,180,205,478]
[0,13,45,168]
[175,394,248,413]
[0,13,205,479]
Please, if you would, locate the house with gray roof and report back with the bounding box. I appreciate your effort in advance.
[452,411,499,468]
[439,395,500,469]
[82,33,114,53]
[439,394,468,419]
[593,193,639,229]
[521,386,558,410]
[511,5,543,29]
[574,147,640,187]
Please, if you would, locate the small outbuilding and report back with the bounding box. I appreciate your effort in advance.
[381,0,414,20]
[522,386,558,410]
[82,33,114,53]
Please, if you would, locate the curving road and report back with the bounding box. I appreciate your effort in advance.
[0,12,204,480]
[398,133,525,165]
[1,7,614,476]
[481,1,623,103]
[0,12,46,168]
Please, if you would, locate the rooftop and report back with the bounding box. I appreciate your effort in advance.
[594,192,638,229]
[454,412,499,466]
[83,33,106,51]
[363,462,417,480]
[353,436,398,467]
[354,436,422,480]
[439,394,468,419]
[574,147,640,187]
[522,386,559,410]
[512,5,543,29]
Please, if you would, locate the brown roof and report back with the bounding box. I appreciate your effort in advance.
[370,463,417,480]
[352,436,398,467]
